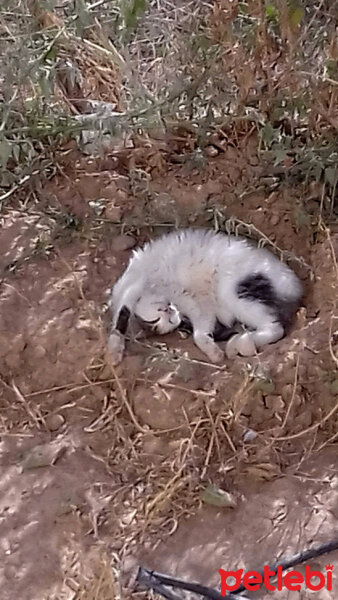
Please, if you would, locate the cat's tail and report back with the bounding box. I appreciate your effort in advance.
[237,261,303,330]
[270,265,303,329]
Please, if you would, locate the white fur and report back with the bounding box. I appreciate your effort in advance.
[109,229,303,363]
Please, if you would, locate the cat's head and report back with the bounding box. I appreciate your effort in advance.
[134,294,181,335]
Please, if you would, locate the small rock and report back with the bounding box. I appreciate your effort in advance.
[281,383,293,401]
[33,345,47,359]
[105,203,122,221]
[243,429,258,442]
[89,200,104,216]
[97,156,119,171]
[116,189,128,202]
[200,484,237,508]
[260,176,279,187]
[280,384,302,407]
[21,442,66,471]
[102,181,118,198]
[5,353,21,369]
[97,364,112,380]
[112,175,130,192]
[11,334,26,354]
[46,413,65,431]
[267,191,279,204]
[308,181,321,200]
[152,192,176,221]
[265,395,285,412]
[270,213,280,226]
[205,146,219,157]
[112,234,136,252]
[252,379,276,395]
[209,132,221,144]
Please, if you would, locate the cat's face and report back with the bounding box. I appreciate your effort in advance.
[134,294,181,335]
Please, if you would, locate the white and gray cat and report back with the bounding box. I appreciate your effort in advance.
[107,228,303,364]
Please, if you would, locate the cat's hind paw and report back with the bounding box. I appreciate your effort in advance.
[225,332,256,358]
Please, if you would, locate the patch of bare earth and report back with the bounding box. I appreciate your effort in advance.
[0,142,337,599]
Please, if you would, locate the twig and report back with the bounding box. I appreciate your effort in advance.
[224,215,312,272]
[328,317,338,368]
[11,380,41,429]
[271,399,338,442]
[201,405,217,479]
[145,418,202,516]
[280,355,299,431]
[108,363,147,434]
[0,174,31,205]
[220,422,237,454]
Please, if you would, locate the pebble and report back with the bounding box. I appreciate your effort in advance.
[33,345,47,359]
[205,145,219,157]
[243,429,258,442]
[112,175,130,192]
[105,203,122,222]
[112,234,136,252]
[260,176,279,187]
[45,414,65,431]
[281,383,293,401]
[5,353,21,369]
[11,334,26,353]
[265,395,285,412]
[116,189,128,202]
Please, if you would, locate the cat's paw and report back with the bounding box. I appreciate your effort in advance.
[107,330,125,365]
[206,344,224,364]
[225,333,256,358]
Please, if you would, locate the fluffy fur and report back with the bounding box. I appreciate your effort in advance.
[108,228,303,364]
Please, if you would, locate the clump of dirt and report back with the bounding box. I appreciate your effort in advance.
[0,141,337,599]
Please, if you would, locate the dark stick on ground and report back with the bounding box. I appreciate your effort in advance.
[137,537,338,600]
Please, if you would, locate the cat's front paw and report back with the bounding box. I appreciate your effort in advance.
[193,332,224,364]
[107,330,126,365]
[225,333,256,358]
[205,344,224,364]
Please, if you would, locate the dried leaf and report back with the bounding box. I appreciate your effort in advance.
[20,443,67,472]
[200,484,237,508]
[0,139,12,167]
[328,378,338,395]
[123,0,147,30]
[325,167,338,188]
[252,379,276,395]
[273,147,289,166]
[260,123,278,148]
[265,4,278,21]
[246,462,280,481]
[288,5,303,28]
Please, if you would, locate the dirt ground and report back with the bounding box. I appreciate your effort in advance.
[0,138,337,599]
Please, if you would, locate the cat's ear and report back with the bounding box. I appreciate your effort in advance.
[114,305,131,334]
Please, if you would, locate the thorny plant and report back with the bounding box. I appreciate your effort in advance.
[0,0,337,211]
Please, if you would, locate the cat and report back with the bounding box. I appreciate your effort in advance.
[107,228,303,364]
